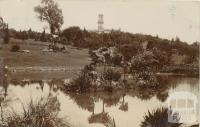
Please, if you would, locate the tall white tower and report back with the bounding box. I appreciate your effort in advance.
[98,14,104,32]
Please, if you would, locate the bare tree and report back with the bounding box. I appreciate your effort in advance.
[34,0,64,34]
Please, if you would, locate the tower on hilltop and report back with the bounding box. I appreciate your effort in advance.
[98,14,104,32]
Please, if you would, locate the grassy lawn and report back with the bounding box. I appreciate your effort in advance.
[0,38,90,79]
[0,38,90,67]
[10,71,79,80]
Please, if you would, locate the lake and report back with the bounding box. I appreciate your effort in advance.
[0,75,199,127]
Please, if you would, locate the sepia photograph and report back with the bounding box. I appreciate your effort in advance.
[0,0,199,127]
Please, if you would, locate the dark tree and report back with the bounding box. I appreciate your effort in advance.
[40,30,46,42]
[3,25,10,44]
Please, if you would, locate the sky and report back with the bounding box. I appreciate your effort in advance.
[0,0,199,44]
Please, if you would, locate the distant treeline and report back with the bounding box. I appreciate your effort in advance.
[60,27,199,66]
[8,28,52,42]
[8,26,199,66]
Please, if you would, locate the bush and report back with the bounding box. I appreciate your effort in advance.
[4,95,70,127]
[71,74,92,92]
[133,69,158,87]
[141,107,180,127]
[10,44,20,52]
[103,68,121,82]
[112,54,123,66]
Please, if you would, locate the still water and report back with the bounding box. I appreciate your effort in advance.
[0,76,199,127]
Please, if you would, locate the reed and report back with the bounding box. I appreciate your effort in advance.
[141,107,180,127]
[4,95,70,127]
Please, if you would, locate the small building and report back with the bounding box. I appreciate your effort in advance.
[167,91,198,124]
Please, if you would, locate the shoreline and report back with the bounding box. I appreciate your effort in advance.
[8,66,82,72]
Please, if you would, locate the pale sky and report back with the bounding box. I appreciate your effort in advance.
[0,0,199,44]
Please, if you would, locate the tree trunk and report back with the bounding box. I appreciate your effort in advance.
[50,24,55,34]
[102,101,105,112]
[0,104,3,122]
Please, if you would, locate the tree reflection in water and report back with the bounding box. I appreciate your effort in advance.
[0,75,198,127]
[88,97,116,127]
[88,112,116,127]
[0,75,17,124]
[68,93,95,112]
[68,91,125,127]
[96,91,124,107]
[119,93,128,112]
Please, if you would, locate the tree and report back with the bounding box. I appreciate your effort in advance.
[61,26,84,46]
[3,25,10,44]
[34,0,64,34]
[0,17,10,44]
[40,30,46,42]
[120,44,140,62]
[0,17,4,29]
[130,50,159,87]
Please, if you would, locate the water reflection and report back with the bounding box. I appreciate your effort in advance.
[0,75,198,127]
[69,93,95,112]
[88,112,116,127]
[119,94,128,112]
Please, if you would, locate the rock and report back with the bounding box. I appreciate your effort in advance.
[64,78,72,85]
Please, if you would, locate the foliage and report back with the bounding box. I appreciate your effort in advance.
[111,54,123,66]
[120,43,140,61]
[40,30,47,42]
[34,0,64,34]
[131,50,159,87]
[104,53,112,65]
[0,17,10,44]
[141,107,180,127]
[152,48,170,67]
[102,68,121,82]
[11,29,53,42]
[70,65,95,92]
[60,26,199,65]
[71,74,92,92]
[14,30,29,41]
[0,17,3,28]
[10,44,20,52]
[48,44,66,52]
[4,95,69,127]
[3,27,10,44]
[68,64,99,93]
[131,50,158,72]
[133,70,158,87]
[61,27,84,46]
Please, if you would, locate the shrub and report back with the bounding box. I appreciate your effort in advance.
[4,95,70,127]
[10,44,20,52]
[71,74,92,92]
[141,107,180,127]
[111,54,123,66]
[103,69,121,82]
[133,70,158,87]
[102,69,121,88]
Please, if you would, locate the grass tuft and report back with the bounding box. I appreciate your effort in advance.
[4,95,70,127]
